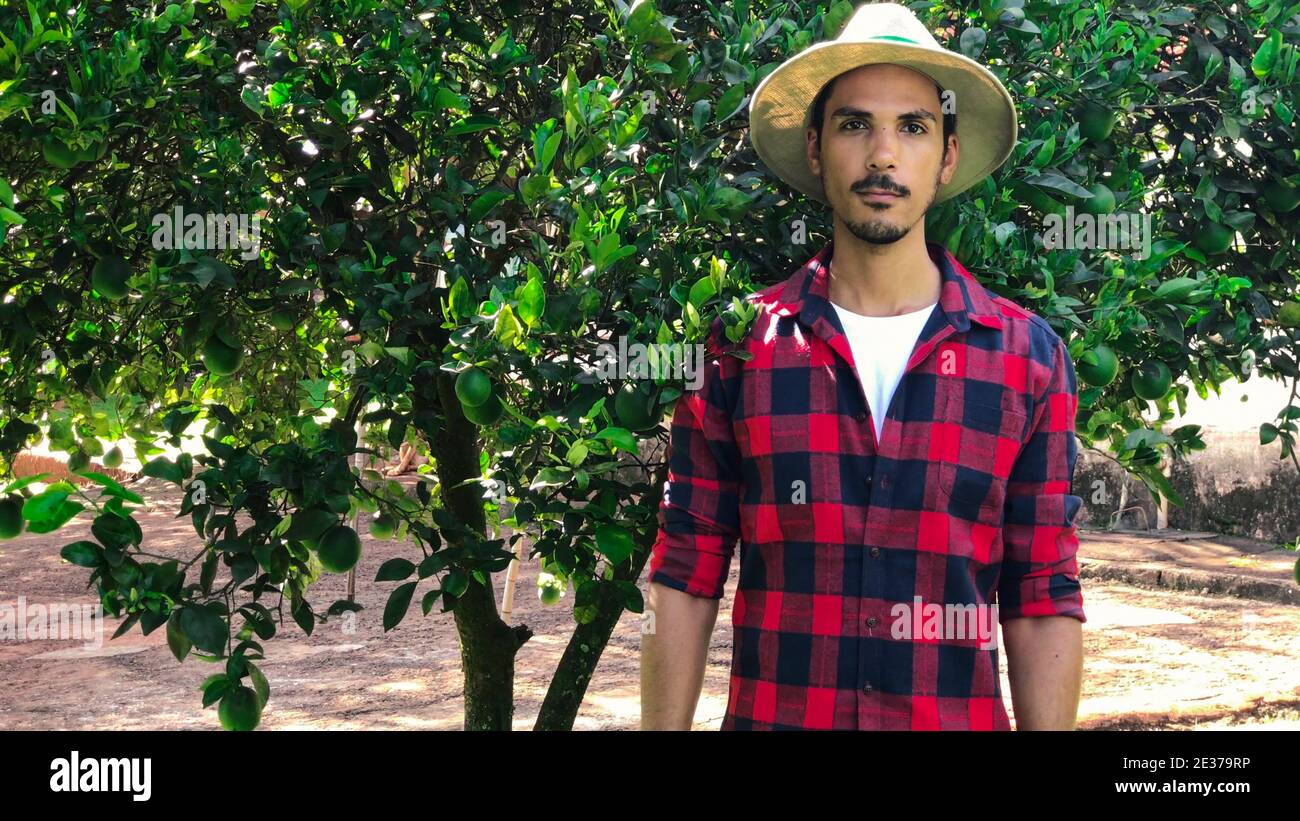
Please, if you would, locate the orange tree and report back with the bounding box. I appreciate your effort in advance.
[2,0,1299,729]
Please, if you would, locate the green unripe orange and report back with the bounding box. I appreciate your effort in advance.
[614,382,661,431]
[218,684,262,731]
[455,367,493,408]
[91,255,131,300]
[0,495,24,540]
[1077,345,1119,387]
[1077,102,1117,142]
[1131,360,1173,400]
[316,525,362,574]
[461,393,505,426]
[1194,222,1234,255]
[269,309,297,331]
[1263,181,1300,213]
[1079,183,1116,216]
[202,335,245,376]
[370,512,396,540]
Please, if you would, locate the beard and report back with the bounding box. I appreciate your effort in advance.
[838,164,944,245]
[843,214,910,244]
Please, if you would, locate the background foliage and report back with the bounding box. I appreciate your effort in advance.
[1,0,1299,729]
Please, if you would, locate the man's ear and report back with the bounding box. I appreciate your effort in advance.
[939,132,959,185]
[805,126,822,177]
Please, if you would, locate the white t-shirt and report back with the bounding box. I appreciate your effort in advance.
[831,301,937,442]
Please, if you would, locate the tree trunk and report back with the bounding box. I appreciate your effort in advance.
[431,370,532,730]
[533,468,666,730]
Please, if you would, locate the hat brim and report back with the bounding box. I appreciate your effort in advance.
[749,41,1018,205]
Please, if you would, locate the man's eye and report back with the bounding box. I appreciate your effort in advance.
[843,120,866,130]
[904,123,926,134]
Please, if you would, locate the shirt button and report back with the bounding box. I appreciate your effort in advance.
[869,547,881,558]
[862,682,874,694]
[855,411,868,423]
[866,617,878,628]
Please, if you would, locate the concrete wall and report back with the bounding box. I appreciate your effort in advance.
[1076,429,1300,544]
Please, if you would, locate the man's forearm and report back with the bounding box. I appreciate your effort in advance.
[1002,615,1083,730]
[640,582,720,730]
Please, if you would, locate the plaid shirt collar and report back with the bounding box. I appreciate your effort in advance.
[763,240,1005,337]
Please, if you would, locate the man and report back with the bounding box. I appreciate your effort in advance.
[641,2,1085,730]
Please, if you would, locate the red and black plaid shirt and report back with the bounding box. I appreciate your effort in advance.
[648,240,1086,730]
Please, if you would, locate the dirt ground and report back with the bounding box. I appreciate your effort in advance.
[1,481,1297,730]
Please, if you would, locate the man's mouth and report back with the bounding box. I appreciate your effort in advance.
[858,189,902,201]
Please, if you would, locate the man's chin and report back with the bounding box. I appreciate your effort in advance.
[842,217,909,245]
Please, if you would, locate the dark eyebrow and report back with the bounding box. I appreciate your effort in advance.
[830,106,937,123]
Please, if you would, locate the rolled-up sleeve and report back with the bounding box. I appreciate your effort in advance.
[998,334,1087,623]
[648,336,742,600]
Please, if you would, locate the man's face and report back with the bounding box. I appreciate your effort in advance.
[806,63,959,245]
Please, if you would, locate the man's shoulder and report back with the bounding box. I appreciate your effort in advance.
[969,278,1073,399]
[701,268,805,356]
[976,280,1068,354]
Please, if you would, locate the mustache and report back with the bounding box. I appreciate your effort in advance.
[851,176,908,196]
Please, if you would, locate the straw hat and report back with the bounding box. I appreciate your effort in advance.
[748,2,1018,205]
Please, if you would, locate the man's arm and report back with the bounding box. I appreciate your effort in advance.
[640,340,742,730]
[1002,615,1083,729]
[999,333,1086,730]
[641,583,720,730]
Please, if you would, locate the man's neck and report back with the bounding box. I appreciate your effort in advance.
[826,225,942,317]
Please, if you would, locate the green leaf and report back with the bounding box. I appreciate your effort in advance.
[75,471,144,504]
[3,473,50,493]
[166,610,191,662]
[626,0,660,39]
[22,483,74,521]
[1252,29,1282,79]
[180,604,228,655]
[1143,468,1185,507]
[141,457,186,485]
[593,427,638,453]
[530,467,572,489]
[292,598,314,636]
[594,523,635,564]
[383,581,418,631]
[715,83,747,123]
[824,0,854,37]
[688,275,716,308]
[1260,422,1279,444]
[200,674,232,707]
[1028,171,1092,199]
[25,498,83,533]
[220,0,256,21]
[495,304,525,347]
[448,277,472,320]
[441,569,469,598]
[60,541,101,567]
[375,558,416,582]
[248,662,270,707]
[518,277,545,326]
[421,589,443,616]
[446,115,500,136]
[469,189,511,223]
[539,131,563,171]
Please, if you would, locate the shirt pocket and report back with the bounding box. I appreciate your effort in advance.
[938,396,1028,524]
